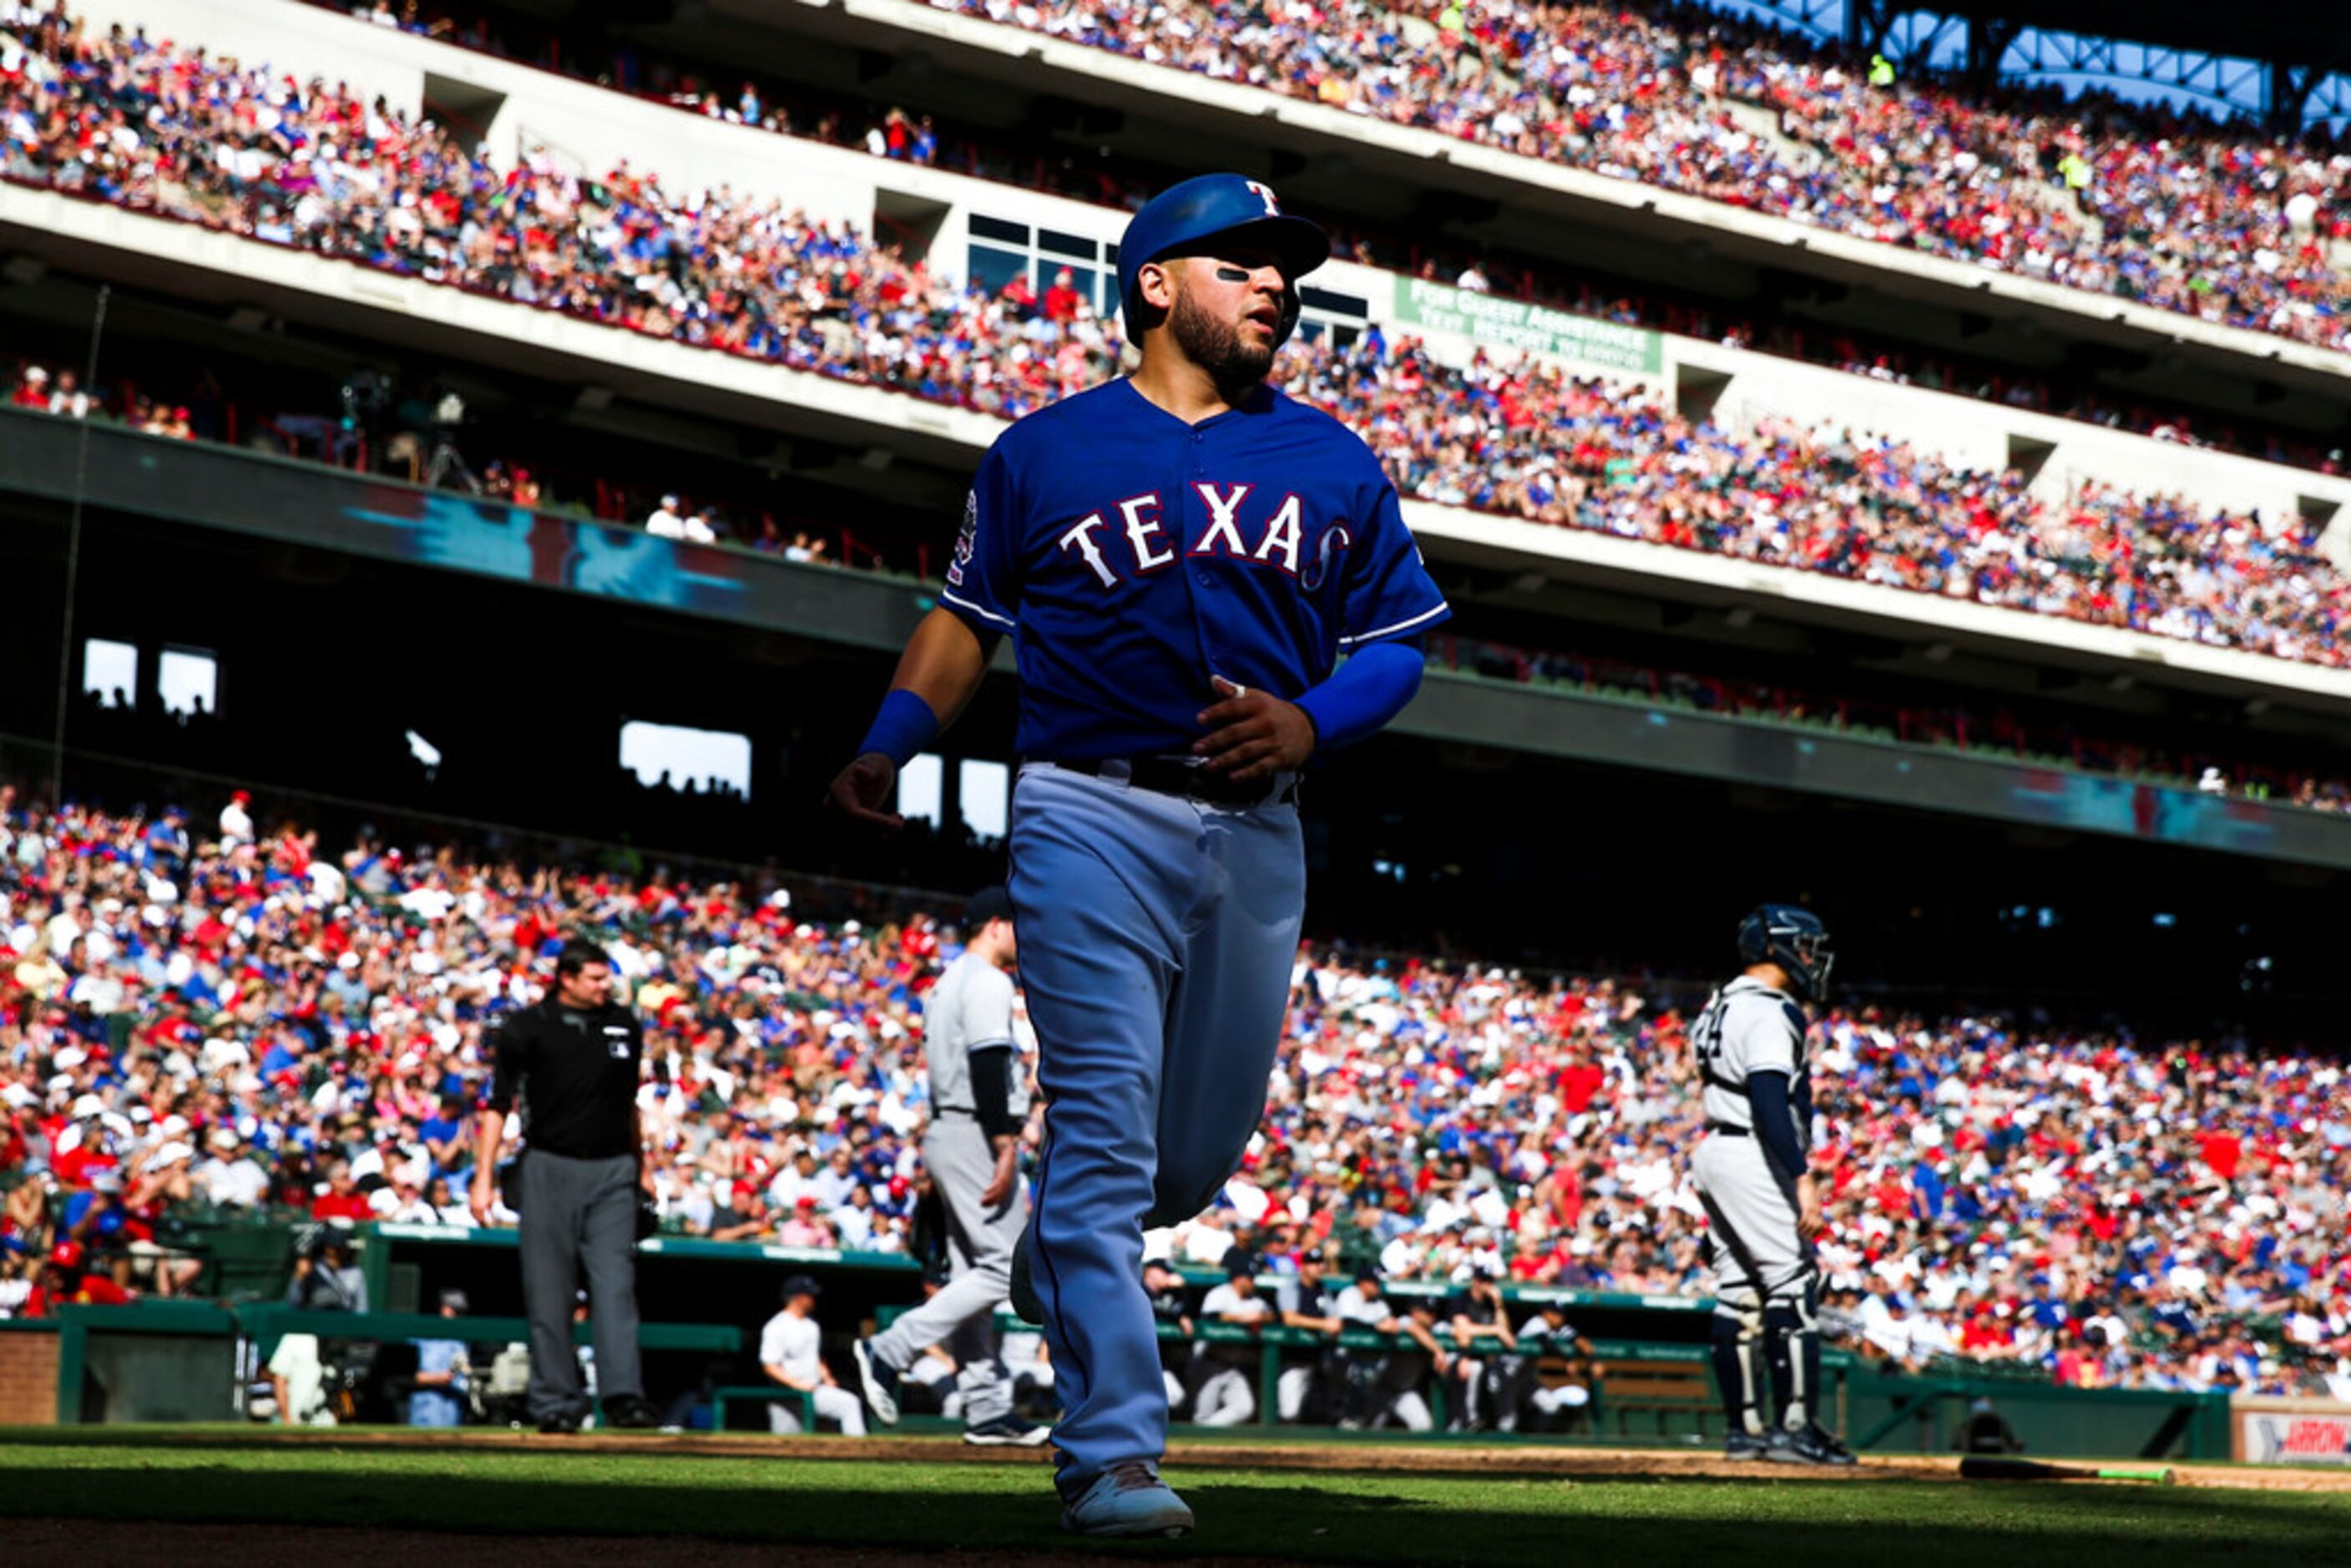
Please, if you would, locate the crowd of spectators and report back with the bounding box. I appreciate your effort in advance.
[923,0,2351,356]
[21,341,2348,818]
[7,360,188,435]
[23,346,2349,818]
[0,0,2322,1410]
[0,353,892,566]
[8,5,2347,667]
[318,0,2347,473]
[1434,635,2351,816]
[1297,341,2349,665]
[2,791,2348,1403]
[17,306,2351,807]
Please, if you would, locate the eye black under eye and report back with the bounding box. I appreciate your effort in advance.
[1215,266,1252,282]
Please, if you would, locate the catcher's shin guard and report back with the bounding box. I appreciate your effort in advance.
[1763,1303,1822,1429]
[1711,1308,1766,1437]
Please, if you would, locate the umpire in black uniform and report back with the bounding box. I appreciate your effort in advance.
[470,940,658,1432]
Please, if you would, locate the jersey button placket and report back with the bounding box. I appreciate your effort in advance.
[1194,431,1209,591]
[1196,437,1211,583]
[1186,432,1222,679]
[1187,429,1211,592]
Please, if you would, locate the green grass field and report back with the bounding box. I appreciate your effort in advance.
[3,1429,2344,1564]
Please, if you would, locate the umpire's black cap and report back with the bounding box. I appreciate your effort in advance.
[781,1274,822,1301]
[966,887,1014,929]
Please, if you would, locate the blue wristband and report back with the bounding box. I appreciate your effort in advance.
[858,689,940,767]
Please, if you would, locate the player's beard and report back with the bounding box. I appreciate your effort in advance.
[1169,281,1275,395]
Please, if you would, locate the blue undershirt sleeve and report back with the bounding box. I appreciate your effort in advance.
[1746,1070,1807,1185]
[1294,640,1424,752]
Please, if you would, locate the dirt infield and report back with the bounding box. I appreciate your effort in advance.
[188,1425,2351,1493]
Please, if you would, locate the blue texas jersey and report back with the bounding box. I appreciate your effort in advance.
[940,378,1452,758]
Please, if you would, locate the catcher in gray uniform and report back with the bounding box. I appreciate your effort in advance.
[1690,904,1856,1466]
[853,888,1049,1446]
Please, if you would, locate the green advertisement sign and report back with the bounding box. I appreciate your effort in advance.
[1393,278,1664,374]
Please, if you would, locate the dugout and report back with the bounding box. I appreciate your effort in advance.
[53,1217,2219,1459]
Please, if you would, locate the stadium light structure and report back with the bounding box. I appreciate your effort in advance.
[1706,0,2351,132]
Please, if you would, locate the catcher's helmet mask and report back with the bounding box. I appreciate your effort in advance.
[1737,904,1834,1001]
[1119,174,1330,348]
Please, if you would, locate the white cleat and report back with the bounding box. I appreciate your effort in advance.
[963,1414,1053,1447]
[849,1338,901,1426]
[1059,1459,1195,1538]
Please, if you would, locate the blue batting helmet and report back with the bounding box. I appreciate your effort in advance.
[1117,174,1329,346]
[1737,904,1834,1002]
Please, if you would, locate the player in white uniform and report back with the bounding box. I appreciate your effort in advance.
[758,1276,867,1435]
[1689,905,1856,1465]
[1191,1253,1274,1424]
[853,889,1049,1446]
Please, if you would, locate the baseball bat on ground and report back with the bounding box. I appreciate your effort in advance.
[1958,1457,2176,1485]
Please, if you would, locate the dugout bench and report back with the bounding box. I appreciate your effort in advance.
[1575,1338,1858,1440]
[869,1305,1766,1435]
[236,1307,742,1426]
[1580,1340,1717,1438]
[868,1302,1860,1441]
[33,1304,742,1425]
[708,1383,819,1432]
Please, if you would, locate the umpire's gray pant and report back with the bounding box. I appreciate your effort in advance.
[518,1149,642,1420]
[867,1114,1024,1427]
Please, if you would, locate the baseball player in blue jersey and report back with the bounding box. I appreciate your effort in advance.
[1691,905,1857,1466]
[829,173,1449,1537]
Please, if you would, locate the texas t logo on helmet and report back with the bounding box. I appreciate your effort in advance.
[1117,173,1330,346]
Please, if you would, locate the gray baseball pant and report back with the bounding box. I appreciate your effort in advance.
[518,1148,643,1421]
[1693,1134,1819,1430]
[1691,1136,1808,1312]
[868,1114,1024,1426]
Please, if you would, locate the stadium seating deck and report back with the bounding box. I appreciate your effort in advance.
[2,5,2344,669]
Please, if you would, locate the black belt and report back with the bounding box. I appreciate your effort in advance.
[1034,755,1300,808]
[1706,1121,1752,1137]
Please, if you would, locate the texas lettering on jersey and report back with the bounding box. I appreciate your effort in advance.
[938,378,1451,757]
[1051,485,1352,592]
